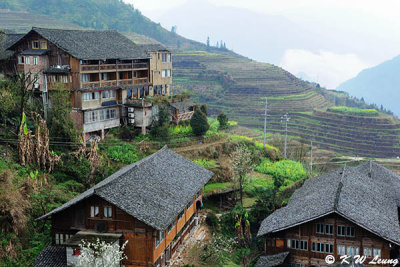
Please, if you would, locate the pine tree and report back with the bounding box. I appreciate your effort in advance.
[190,108,209,136]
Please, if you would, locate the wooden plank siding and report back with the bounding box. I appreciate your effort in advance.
[265,213,392,267]
[51,193,202,267]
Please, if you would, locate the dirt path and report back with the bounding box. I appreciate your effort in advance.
[173,138,228,153]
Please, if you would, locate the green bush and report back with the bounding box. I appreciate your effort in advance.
[190,108,209,136]
[255,160,306,182]
[106,143,140,164]
[217,113,229,129]
[169,124,192,136]
[233,248,251,265]
[193,159,215,168]
[206,212,219,231]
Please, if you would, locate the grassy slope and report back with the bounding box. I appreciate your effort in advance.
[1,3,400,157]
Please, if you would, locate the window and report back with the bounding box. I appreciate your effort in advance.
[287,239,307,251]
[316,223,333,235]
[162,53,167,62]
[178,210,184,221]
[167,54,171,62]
[81,74,90,83]
[133,71,137,78]
[347,246,359,256]
[101,73,108,80]
[316,223,324,234]
[33,56,38,65]
[102,90,109,99]
[109,90,115,98]
[55,233,69,245]
[373,248,381,258]
[32,41,40,49]
[92,91,99,100]
[83,92,91,101]
[103,206,112,218]
[364,247,372,258]
[337,245,346,255]
[18,56,24,64]
[40,40,47,49]
[312,242,333,253]
[337,225,355,237]
[155,230,165,248]
[168,222,175,233]
[162,69,167,78]
[325,224,333,235]
[167,69,171,77]
[25,56,30,65]
[90,206,99,217]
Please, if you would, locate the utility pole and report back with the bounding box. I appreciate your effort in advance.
[310,140,313,174]
[263,97,268,148]
[281,113,290,159]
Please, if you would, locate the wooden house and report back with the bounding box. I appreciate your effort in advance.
[256,162,400,267]
[7,27,173,138]
[34,146,213,267]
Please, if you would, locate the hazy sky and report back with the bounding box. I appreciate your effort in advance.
[125,0,400,88]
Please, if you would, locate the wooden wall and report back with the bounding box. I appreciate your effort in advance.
[264,213,393,266]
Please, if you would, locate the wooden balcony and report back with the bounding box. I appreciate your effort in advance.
[172,111,194,124]
[80,62,149,73]
[81,78,149,89]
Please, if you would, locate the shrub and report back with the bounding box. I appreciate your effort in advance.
[190,109,209,136]
[200,104,208,116]
[150,104,170,141]
[255,160,307,182]
[206,212,219,231]
[106,143,140,164]
[217,113,229,129]
[193,159,215,168]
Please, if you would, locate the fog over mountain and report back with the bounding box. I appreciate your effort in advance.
[337,55,400,117]
[128,0,400,89]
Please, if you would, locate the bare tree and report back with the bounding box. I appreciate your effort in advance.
[231,144,255,205]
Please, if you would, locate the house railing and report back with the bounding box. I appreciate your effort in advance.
[172,111,194,124]
[80,62,149,72]
[81,78,149,88]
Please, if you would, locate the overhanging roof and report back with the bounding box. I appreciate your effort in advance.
[38,146,213,231]
[257,162,400,245]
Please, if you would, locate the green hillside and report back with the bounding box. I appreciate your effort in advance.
[1,2,400,157]
[0,10,83,33]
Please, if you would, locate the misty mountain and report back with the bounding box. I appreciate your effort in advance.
[337,55,400,116]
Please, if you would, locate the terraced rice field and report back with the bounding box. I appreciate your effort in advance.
[172,50,400,158]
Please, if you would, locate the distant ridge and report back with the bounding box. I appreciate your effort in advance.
[337,55,400,117]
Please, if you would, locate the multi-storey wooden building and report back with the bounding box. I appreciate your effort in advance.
[34,146,213,267]
[7,27,173,137]
[256,162,400,267]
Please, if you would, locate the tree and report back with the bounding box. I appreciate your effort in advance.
[231,145,254,205]
[206,36,210,49]
[150,104,170,142]
[47,85,79,148]
[200,104,208,116]
[190,108,209,136]
[249,187,274,227]
[217,112,228,129]
[77,238,128,267]
[171,25,177,34]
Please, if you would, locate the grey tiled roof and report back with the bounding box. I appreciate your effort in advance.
[257,162,400,245]
[11,27,149,60]
[137,43,169,52]
[33,246,66,267]
[38,146,213,230]
[255,252,289,267]
[170,99,196,111]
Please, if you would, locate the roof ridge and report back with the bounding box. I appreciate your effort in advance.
[32,27,116,33]
[333,164,346,211]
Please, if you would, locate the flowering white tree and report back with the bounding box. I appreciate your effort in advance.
[75,238,128,267]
